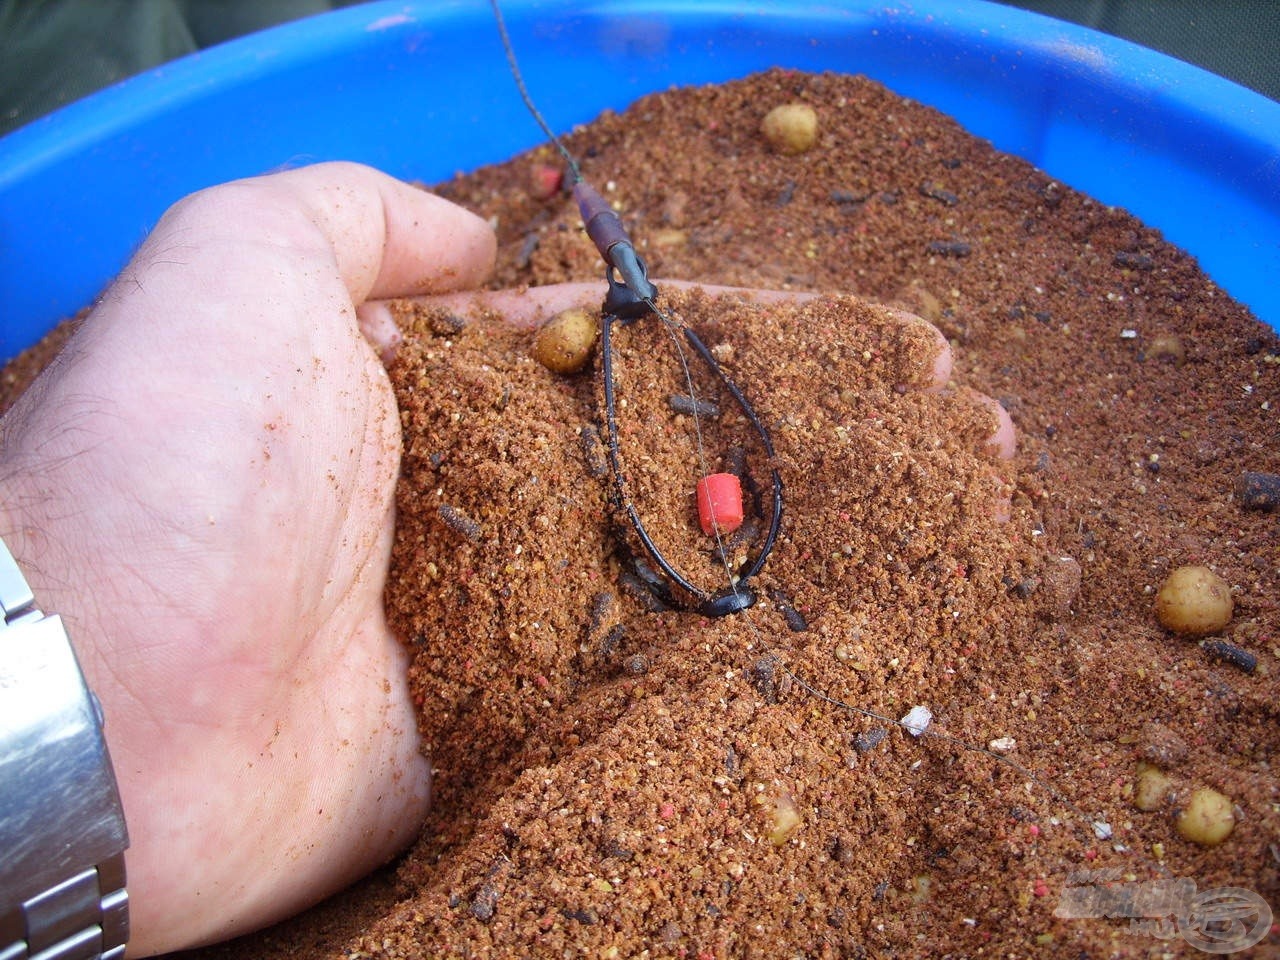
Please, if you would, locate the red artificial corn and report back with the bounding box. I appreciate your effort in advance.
[696,473,744,536]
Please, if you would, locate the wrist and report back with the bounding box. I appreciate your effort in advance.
[0,422,137,706]
[0,531,130,959]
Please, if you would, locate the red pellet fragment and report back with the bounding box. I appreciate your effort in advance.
[529,163,564,199]
[696,473,744,536]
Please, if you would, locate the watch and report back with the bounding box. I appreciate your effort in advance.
[0,536,129,960]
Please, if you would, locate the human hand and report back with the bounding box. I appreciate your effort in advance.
[0,162,494,954]
[0,158,1012,956]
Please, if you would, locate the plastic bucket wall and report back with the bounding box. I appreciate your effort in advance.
[2,0,1278,361]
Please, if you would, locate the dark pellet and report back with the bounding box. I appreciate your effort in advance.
[714,517,760,563]
[831,189,869,207]
[1236,471,1280,511]
[579,424,610,480]
[589,591,614,634]
[604,843,634,861]
[470,884,499,922]
[1040,181,1063,208]
[438,503,482,543]
[830,836,855,865]
[617,569,669,612]
[588,591,614,627]
[781,604,808,633]
[919,182,959,206]
[1007,578,1037,599]
[516,232,540,269]
[751,654,782,703]
[927,240,971,257]
[427,312,467,337]
[770,589,808,632]
[600,624,626,659]
[852,727,888,752]
[668,393,721,418]
[1201,640,1257,674]
[776,180,797,206]
[721,445,748,480]
[1114,251,1154,270]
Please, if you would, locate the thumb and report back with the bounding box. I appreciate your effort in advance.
[272,160,497,304]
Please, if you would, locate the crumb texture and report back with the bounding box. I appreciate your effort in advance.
[9,68,1275,959]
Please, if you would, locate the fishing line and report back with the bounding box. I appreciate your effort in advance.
[654,304,744,596]
[488,0,582,183]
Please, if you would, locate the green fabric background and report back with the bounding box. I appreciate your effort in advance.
[0,0,362,136]
[992,0,1279,103]
[1,1,1277,138]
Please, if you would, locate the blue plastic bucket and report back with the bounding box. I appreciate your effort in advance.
[2,0,1278,361]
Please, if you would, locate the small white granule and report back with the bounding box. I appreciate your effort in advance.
[900,705,933,737]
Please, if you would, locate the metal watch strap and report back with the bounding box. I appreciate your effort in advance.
[0,537,129,960]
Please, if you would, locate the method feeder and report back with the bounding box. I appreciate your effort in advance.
[491,0,783,617]
[573,180,784,617]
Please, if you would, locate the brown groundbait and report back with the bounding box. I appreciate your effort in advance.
[6,68,1276,960]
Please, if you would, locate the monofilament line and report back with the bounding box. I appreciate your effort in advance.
[646,296,745,598]
[489,0,583,183]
